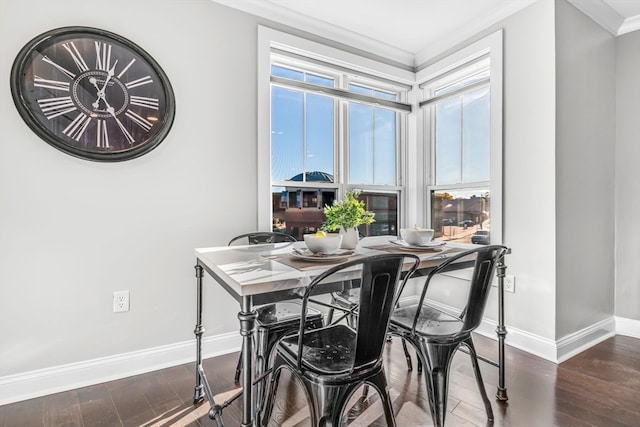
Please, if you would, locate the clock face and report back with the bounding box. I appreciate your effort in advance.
[10,27,175,162]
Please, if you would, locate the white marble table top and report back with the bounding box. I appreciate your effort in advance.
[195,236,462,298]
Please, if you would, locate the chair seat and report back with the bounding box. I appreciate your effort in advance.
[279,325,359,375]
[234,301,324,385]
[256,302,322,329]
[391,303,466,340]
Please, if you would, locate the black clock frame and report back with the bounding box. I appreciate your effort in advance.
[10,26,176,162]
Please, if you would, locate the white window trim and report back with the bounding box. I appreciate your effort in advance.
[257,26,415,231]
[416,30,504,244]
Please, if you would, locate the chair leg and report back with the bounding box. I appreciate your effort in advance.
[361,384,369,399]
[234,350,242,383]
[418,341,458,427]
[347,311,357,329]
[260,361,285,426]
[463,337,494,422]
[254,327,273,411]
[401,338,414,371]
[367,371,397,427]
[326,307,334,325]
[304,381,355,427]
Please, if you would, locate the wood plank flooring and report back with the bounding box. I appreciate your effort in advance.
[1,334,638,426]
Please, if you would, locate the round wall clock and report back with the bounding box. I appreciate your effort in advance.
[10,26,175,162]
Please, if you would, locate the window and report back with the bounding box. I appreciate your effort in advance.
[259,28,502,244]
[259,28,412,240]
[418,30,503,245]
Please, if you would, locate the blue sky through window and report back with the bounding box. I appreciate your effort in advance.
[270,66,399,185]
[271,66,334,181]
[435,85,490,185]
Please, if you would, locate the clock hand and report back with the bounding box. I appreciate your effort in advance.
[89,77,104,109]
[99,60,118,93]
[104,99,135,144]
[89,61,119,110]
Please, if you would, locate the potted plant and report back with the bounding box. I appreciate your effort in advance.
[321,190,375,249]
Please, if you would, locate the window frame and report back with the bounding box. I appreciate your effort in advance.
[416,30,504,244]
[258,26,414,232]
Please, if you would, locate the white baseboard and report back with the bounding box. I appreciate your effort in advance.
[616,316,640,338]
[477,315,617,364]
[397,296,564,363]
[2,313,637,406]
[474,318,559,361]
[555,317,616,363]
[0,332,240,406]
[399,296,624,364]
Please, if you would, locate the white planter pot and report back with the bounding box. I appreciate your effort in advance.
[339,227,359,249]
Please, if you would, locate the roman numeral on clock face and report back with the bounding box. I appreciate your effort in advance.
[130,96,159,110]
[37,96,76,119]
[42,55,76,79]
[62,42,89,72]
[94,41,113,72]
[34,76,70,91]
[96,119,109,148]
[62,112,91,141]
[113,116,135,144]
[126,110,153,131]
[125,76,152,89]
[117,59,136,79]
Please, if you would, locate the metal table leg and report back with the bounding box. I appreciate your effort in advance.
[238,296,256,427]
[495,251,509,401]
[194,264,206,403]
[193,263,225,426]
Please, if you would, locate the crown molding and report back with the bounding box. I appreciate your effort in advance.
[414,0,534,67]
[211,0,638,69]
[567,0,640,36]
[619,14,640,35]
[210,0,415,66]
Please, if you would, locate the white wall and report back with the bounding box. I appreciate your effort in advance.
[614,30,640,321]
[0,0,259,378]
[555,0,616,337]
[499,0,558,341]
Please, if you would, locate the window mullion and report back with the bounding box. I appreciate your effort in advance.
[419,78,489,107]
[271,75,412,113]
[459,96,464,184]
[339,98,347,198]
[303,92,307,182]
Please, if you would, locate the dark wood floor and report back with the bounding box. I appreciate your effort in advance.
[1,334,639,426]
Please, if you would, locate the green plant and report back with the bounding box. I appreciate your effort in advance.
[321,190,375,231]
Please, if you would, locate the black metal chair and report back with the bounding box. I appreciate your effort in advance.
[261,253,421,426]
[389,245,508,427]
[228,232,324,401]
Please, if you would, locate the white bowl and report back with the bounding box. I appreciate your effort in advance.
[303,233,343,254]
[400,228,435,246]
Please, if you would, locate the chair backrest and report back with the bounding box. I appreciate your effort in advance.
[298,253,420,373]
[227,232,296,246]
[411,245,508,336]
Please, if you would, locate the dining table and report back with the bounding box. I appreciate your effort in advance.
[192,236,510,427]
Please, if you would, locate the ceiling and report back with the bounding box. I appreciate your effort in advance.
[214,0,640,66]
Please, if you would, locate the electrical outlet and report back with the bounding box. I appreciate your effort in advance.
[113,291,130,312]
[504,275,515,293]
